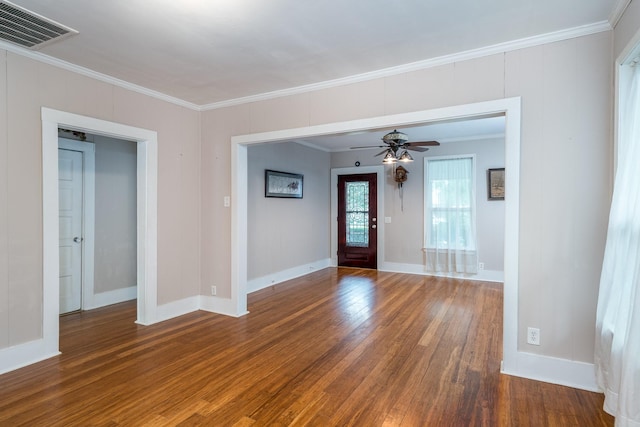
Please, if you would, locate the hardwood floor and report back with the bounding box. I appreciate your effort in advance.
[0,268,613,426]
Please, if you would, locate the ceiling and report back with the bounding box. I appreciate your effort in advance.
[3,0,619,107]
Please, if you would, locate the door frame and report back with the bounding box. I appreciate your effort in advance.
[58,139,96,312]
[331,166,385,268]
[42,107,158,358]
[232,97,520,375]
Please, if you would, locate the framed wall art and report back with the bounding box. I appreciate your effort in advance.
[265,170,304,199]
[487,168,505,200]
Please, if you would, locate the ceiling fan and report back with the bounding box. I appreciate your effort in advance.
[350,129,440,163]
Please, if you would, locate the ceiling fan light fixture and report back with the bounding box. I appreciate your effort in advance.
[398,150,413,162]
[382,129,409,144]
[382,150,397,163]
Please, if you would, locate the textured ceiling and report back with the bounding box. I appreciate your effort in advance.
[5,0,617,106]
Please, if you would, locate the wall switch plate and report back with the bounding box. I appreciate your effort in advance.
[527,327,540,345]
[385,217,392,223]
[211,285,217,296]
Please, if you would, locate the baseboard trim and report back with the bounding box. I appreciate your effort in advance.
[501,352,599,392]
[154,296,200,324]
[247,258,332,293]
[86,286,137,310]
[0,338,60,376]
[199,296,248,317]
[379,262,504,283]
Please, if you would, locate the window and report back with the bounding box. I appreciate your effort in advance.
[424,155,477,273]
[345,181,369,247]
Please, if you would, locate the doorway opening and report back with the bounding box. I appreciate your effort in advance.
[57,132,138,316]
[42,108,158,358]
[232,98,521,373]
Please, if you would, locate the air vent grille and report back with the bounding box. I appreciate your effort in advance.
[0,0,77,49]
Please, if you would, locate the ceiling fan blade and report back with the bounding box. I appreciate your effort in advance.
[349,145,386,150]
[406,146,429,152]
[406,140,440,146]
[374,149,390,157]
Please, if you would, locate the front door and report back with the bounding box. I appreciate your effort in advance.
[337,173,377,269]
[58,148,83,314]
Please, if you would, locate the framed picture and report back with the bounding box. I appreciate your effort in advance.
[487,168,505,200]
[265,170,303,198]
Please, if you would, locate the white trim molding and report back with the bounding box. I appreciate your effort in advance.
[0,338,60,376]
[201,22,609,110]
[40,108,159,370]
[0,40,200,111]
[0,20,609,111]
[232,97,522,386]
[609,0,632,28]
[502,353,598,392]
[155,296,200,324]
[380,262,504,283]
[247,259,332,293]
[200,296,250,318]
[86,286,137,310]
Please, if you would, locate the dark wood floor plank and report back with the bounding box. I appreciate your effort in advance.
[0,268,613,426]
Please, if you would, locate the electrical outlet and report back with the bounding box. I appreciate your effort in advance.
[211,285,217,296]
[478,262,485,270]
[527,327,540,345]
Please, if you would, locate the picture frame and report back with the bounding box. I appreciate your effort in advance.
[487,168,505,200]
[265,170,304,199]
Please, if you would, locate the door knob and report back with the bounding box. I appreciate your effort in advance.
[73,237,83,243]
[372,225,377,229]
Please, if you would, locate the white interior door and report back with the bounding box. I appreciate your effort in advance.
[59,148,83,314]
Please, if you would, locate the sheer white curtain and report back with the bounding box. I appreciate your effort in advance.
[595,64,640,426]
[424,156,477,274]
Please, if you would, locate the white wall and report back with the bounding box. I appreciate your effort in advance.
[94,136,137,294]
[331,137,505,274]
[247,142,331,289]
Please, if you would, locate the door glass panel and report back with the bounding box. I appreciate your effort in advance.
[346,181,369,247]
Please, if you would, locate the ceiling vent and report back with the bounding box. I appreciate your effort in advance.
[0,0,78,49]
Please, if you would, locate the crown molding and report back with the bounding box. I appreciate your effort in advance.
[0,40,201,111]
[609,0,632,28]
[1,20,612,112]
[201,21,612,111]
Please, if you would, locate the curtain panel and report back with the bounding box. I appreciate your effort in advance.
[594,64,640,426]
[424,156,478,274]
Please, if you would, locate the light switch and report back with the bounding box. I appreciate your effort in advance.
[385,217,391,223]
[224,196,230,207]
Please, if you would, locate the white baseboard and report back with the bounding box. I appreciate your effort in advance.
[154,296,200,324]
[502,352,599,392]
[0,338,60,376]
[85,286,137,310]
[247,258,332,293]
[199,296,248,317]
[379,262,504,283]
